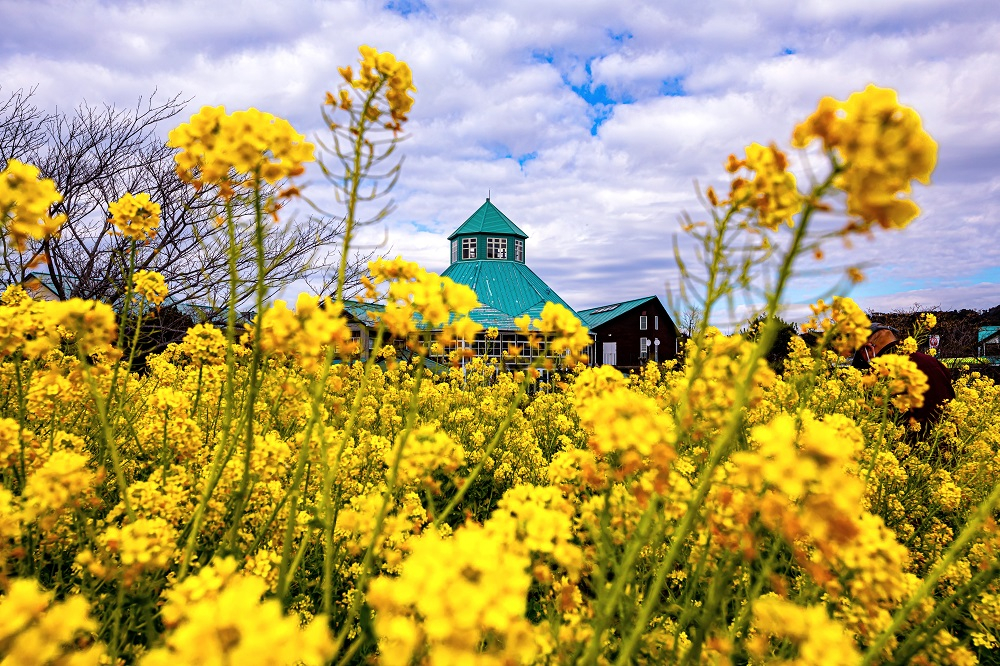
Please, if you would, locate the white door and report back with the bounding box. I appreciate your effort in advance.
[603,342,617,366]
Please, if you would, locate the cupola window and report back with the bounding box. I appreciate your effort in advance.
[515,239,523,262]
[462,237,477,259]
[487,237,507,259]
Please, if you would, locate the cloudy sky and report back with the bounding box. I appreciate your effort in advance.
[2,0,997,324]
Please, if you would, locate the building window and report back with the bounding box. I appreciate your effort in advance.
[487,237,507,259]
[451,240,457,263]
[654,315,659,330]
[515,239,523,262]
[640,337,649,358]
[639,315,648,331]
[462,237,477,259]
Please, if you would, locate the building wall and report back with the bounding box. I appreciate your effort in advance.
[592,300,679,371]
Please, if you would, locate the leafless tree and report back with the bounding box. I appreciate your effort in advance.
[866,304,984,359]
[0,87,371,332]
[678,305,704,338]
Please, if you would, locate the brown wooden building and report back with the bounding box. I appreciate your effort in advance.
[579,296,680,372]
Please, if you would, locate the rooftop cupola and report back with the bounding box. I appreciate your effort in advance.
[447,197,528,266]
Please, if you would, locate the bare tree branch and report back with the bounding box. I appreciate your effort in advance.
[1,88,372,338]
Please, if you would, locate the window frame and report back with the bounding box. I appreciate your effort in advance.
[640,337,649,358]
[515,239,524,262]
[462,237,477,259]
[654,315,659,330]
[487,237,508,259]
[451,240,458,263]
[639,315,648,331]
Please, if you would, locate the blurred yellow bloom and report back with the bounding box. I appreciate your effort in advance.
[0,159,66,251]
[727,142,802,231]
[793,84,937,232]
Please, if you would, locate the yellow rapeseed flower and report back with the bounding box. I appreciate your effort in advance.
[132,270,168,306]
[726,142,803,231]
[793,84,937,232]
[108,192,160,241]
[167,106,315,194]
[0,159,66,251]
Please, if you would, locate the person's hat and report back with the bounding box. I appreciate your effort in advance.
[869,322,901,337]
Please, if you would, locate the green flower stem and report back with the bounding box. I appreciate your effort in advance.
[432,357,541,528]
[613,174,829,666]
[579,496,663,663]
[223,177,269,551]
[335,81,386,303]
[178,200,242,579]
[332,346,431,655]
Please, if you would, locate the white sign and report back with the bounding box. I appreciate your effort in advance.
[929,335,940,349]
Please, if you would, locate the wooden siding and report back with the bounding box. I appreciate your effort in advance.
[591,299,679,371]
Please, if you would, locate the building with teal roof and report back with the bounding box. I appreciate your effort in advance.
[345,198,679,369]
[442,198,581,323]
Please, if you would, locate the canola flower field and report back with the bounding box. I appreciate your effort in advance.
[2,46,1000,665]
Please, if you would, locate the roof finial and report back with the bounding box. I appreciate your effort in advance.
[487,190,490,201]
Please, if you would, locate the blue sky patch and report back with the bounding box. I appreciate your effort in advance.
[384,0,429,17]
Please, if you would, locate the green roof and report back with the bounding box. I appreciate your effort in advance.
[442,260,581,325]
[578,296,660,329]
[344,298,526,331]
[979,326,1000,344]
[447,199,528,241]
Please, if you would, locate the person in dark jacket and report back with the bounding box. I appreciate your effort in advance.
[851,323,955,428]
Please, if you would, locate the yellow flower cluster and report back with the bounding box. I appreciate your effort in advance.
[391,424,466,487]
[0,158,66,251]
[725,142,803,231]
[367,525,535,665]
[51,298,119,357]
[515,302,592,364]
[574,366,676,492]
[729,412,865,551]
[143,568,334,666]
[486,484,583,578]
[22,449,96,528]
[802,295,872,356]
[172,322,227,366]
[91,517,177,583]
[132,269,168,306]
[867,353,930,411]
[0,291,117,359]
[167,106,315,193]
[108,192,160,241]
[336,45,416,126]
[251,294,356,371]
[750,595,859,665]
[793,84,937,232]
[674,328,775,439]
[367,257,481,344]
[0,579,104,665]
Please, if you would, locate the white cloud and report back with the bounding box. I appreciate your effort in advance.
[1,0,998,316]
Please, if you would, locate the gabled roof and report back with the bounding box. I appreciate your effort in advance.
[442,260,580,324]
[578,295,675,331]
[980,325,1000,345]
[447,199,528,240]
